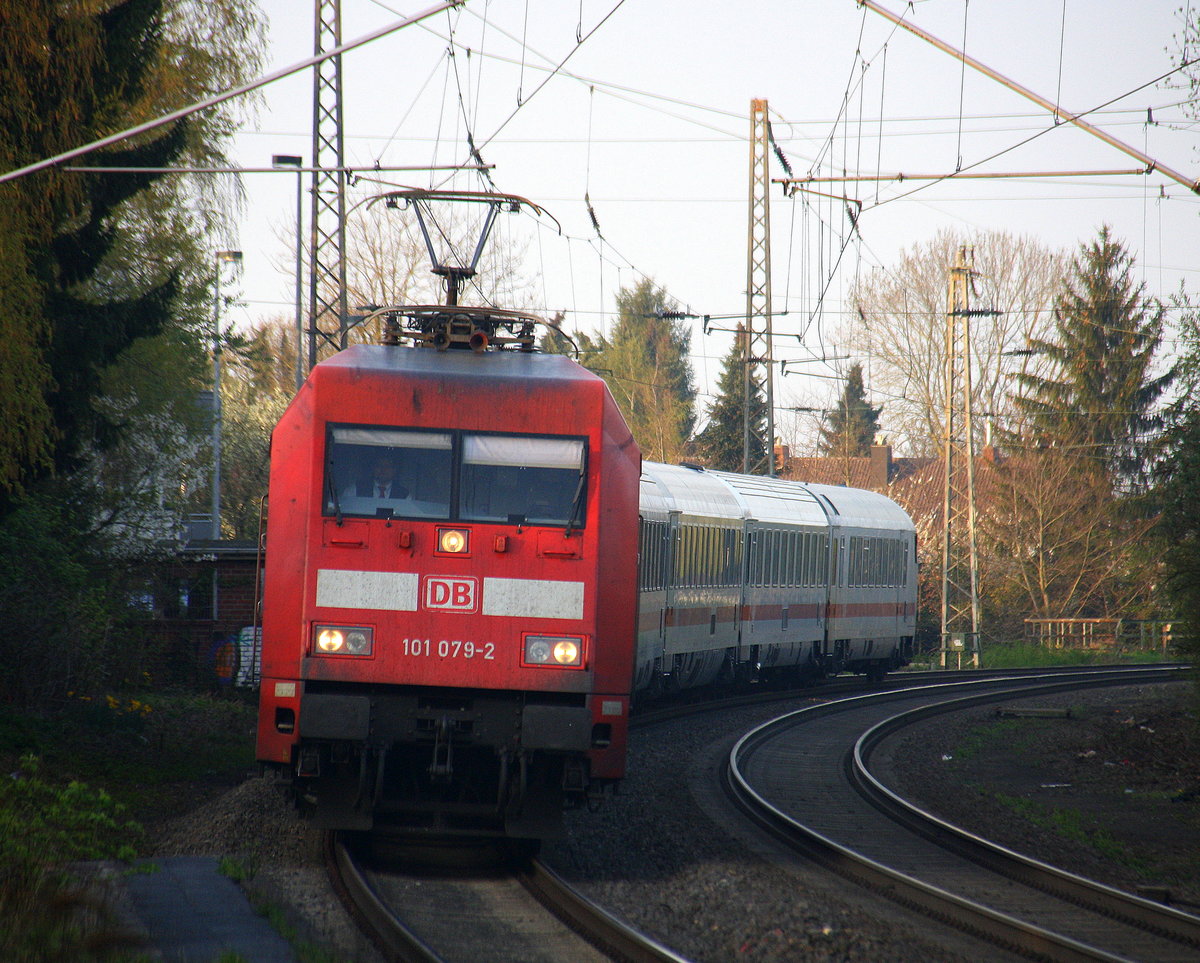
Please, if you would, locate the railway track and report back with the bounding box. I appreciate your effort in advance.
[726,665,1200,962]
[326,833,689,962]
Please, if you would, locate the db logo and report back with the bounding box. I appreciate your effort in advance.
[422,576,478,613]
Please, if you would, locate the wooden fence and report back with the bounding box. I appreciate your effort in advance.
[1023,618,1175,652]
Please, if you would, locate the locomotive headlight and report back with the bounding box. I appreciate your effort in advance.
[313,624,374,657]
[317,628,344,652]
[523,634,585,668]
[344,630,371,655]
[552,639,580,665]
[436,527,470,554]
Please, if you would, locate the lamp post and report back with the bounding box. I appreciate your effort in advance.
[272,154,305,390]
[212,250,243,541]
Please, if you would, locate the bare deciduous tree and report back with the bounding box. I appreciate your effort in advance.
[979,446,1157,632]
[844,228,1064,455]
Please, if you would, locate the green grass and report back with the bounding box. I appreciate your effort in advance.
[900,643,1177,671]
[218,856,255,884]
[218,858,342,963]
[993,792,1150,872]
[252,900,341,963]
[978,643,1174,669]
[944,719,1030,764]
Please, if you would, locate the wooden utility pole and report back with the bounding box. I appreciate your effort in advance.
[744,99,775,475]
[941,246,982,668]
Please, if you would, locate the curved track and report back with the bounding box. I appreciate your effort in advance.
[726,666,1200,962]
[326,835,688,962]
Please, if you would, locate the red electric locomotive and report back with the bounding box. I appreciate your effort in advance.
[256,331,641,839]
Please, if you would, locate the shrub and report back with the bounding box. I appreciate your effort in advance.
[0,755,143,959]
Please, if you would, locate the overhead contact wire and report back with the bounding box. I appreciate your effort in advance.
[865,59,1198,212]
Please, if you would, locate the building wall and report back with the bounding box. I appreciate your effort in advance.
[123,546,260,686]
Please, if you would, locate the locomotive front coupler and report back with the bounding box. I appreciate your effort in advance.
[429,715,455,781]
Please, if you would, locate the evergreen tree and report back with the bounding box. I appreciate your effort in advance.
[1155,406,1200,664]
[581,279,696,464]
[1153,296,1200,668]
[693,326,765,472]
[1010,227,1172,491]
[1,1,185,489]
[818,362,882,457]
[0,0,264,499]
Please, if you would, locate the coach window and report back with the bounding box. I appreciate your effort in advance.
[324,426,452,519]
[681,526,695,587]
[652,521,668,590]
[643,529,651,591]
[746,531,760,586]
[460,434,586,528]
[724,528,740,586]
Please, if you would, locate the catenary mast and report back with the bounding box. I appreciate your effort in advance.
[941,246,982,668]
[308,0,349,369]
[745,99,775,475]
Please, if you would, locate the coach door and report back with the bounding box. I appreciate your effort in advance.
[823,532,845,668]
[662,510,683,659]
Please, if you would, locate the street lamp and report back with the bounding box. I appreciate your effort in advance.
[212,249,243,541]
[272,154,304,391]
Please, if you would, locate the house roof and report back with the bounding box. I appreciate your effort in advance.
[779,445,1004,551]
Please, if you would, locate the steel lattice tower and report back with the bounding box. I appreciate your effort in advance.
[940,246,981,668]
[744,99,775,475]
[307,0,349,370]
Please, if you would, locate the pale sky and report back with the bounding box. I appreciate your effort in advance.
[228,0,1200,438]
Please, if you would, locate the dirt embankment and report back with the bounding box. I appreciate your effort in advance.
[887,682,1200,908]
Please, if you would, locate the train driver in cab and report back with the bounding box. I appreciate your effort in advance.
[345,451,409,503]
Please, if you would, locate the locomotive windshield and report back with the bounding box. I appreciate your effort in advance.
[324,427,453,519]
[323,425,586,528]
[460,435,585,527]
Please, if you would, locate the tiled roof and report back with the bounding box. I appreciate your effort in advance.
[779,446,1004,551]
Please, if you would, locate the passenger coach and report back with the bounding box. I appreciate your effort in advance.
[632,464,916,693]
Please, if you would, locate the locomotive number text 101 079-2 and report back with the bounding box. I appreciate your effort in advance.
[401,638,496,660]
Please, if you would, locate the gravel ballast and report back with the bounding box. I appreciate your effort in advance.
[144,680,1198,962]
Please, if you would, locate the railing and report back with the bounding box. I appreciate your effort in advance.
[1024,618,1176,652]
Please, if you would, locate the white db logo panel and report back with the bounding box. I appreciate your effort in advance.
[423,576,478,613]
